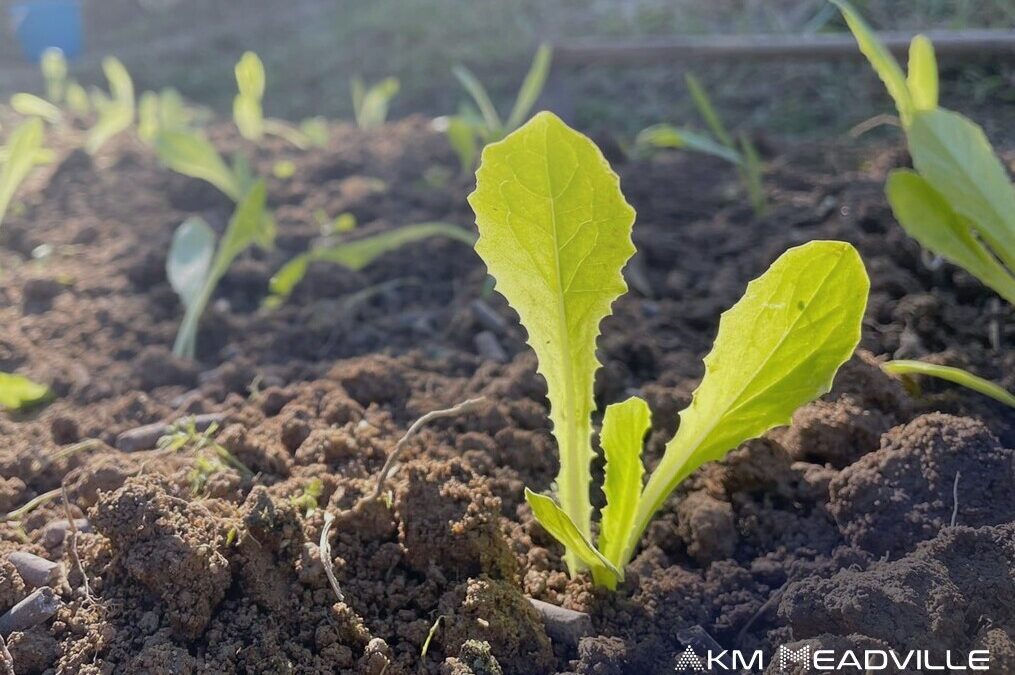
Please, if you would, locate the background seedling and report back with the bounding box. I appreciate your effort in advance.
[351,76,400,130]
[836,0,1015,408]
[156,128,250,202]
[469,112,868,587]
[232,51,317,147]
[0,119,48,228]
[86,57,136,154]
[636,72,766,216]
[266,222,475,307]
[167,181,276,358]
[442,43,552,172]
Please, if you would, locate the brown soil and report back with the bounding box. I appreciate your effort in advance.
[0,116,1013,674]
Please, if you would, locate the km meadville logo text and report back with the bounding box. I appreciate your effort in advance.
[674,644,991,672]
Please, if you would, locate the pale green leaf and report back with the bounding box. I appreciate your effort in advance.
[685,72,733,148]
[10,94,62,124]
[353,77,399,130]
[103,57,134,108]
[832,0,913,124]
[627,241,868,566]
[738,132,767,217]
[235,52,265,100]
[234,95,264,141]
[268,222,474,303]
[86,103,133,154]
[0,118,45,227]
[505,43,553,132]
[0,372,51,409]
[156,130,242,201]
[217,180,272,267]
[263,119,309,149]
[598,396,651,568]
[908,108,1015,271]
[447,116,479,172]
[452,65,502,135]
[468,111,637,570]
[65,82,91,116]
[635,124,743,165]
[40,48,67,103]
[886,169,1015,304]
[167,216,215,312]
[907,35,938,110]
[524,488,620,587]
[882,360,1015,409]
[300,117,330,147]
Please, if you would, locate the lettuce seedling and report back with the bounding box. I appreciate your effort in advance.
[351,76,400,130]
[469,112,869,586]
[266,222,475,307]
[86,57,136,154]
[167,180,275,358]
[138,88,190,144]
[637,73,766,216]
[836,0,1015,408]
[445,43,552,171]
[0,118,47,228]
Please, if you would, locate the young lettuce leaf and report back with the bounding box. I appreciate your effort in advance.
[266,222,475,306]
[156,130,244,202]
[0,372,51,410]
[234,51,266,141]
[619,241,868,566]
[907,35,938,111]
[168,180,274,358]
[10,94,62,124]
[469,111,636,574]
[351,77,400,130]
[0,118,46,228]
[86,57,135,154]
[882,360,1015,409]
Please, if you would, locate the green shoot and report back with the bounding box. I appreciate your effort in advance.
[351,76,400,130]
[167,181,275,358]
[299,117,330,147]
[445,43,552,171]
[636,72,767,215]
[0,372,51,410]
[10,94,62,125]
[138,88,191,144]
[469,112,868,587]
[883,360,1015,409]
[86,57,136,154]
[266,222,475,307]
[157,418,252,490]
[290,478,324,517]
[0,118,47,228]
[233,51,265,141]
[40,48,67,104]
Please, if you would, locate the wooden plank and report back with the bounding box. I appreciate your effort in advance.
[554,30,1015,66]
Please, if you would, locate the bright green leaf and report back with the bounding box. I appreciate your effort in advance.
[103,57,134,108]
[156,130,242,202]
[598,396,651,568]
[886,170,1015,304]
[882,360,1015,409]
[505,43,553,132]
[468,111,636,572]
[234,95,263,141]
[832,0,913,124]
[524,488,620,587]
[65,82,91,116]
[907,35,938,111]
[85,59,135,154]
[11,94,62,124]
[0,118,45,227]
[908,108,1015,271]
[0,372,51,410]
[625,241,869,566]
[217,180,273,265]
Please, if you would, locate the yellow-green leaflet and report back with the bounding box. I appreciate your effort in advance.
[0,118,45,227]
[598,396,651,569]
[0,372,50,409]
[234,52,265,141]
[886,170,1015,305]
[156,130,242,202]
[882,360,1015,409]
[235,52,265,100]
[686,72,733,148]
[832,0,912,124]
[468,111,636,572]
[524,489,620,585]
[623,241,868,566]
[908,109,1015,272]
[635,124,743,166]
[10,94,62,124]
[86,57,135,154]
[907,35,938,110]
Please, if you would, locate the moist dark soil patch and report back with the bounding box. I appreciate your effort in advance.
[0,117,1013,674]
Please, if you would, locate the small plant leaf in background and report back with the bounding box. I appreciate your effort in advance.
[907,109,1015,271]
[468,111,636,572]
[156,130,243,202]
[167,216,216,313]
[886,170,1015,304]
[504,43,553,132]
[0,372,51,410]
[0,118,46,227]
[685,72,733,147]
[882,360,1015,409]
[351,77,400,130]
[446,116,479,173]
[624,241,869,566]
[10,94,62,125]
[907,35,938,110]
[233,51,266,141]
[598,396,651,569]
[40,48,67,103]
[635,125,743,165]
[86,57,136,154]
[451,67,501,136]
[299,117,330,147]
[267,222,475,305]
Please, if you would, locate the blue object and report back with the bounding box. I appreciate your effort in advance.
[9,0,83,62]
